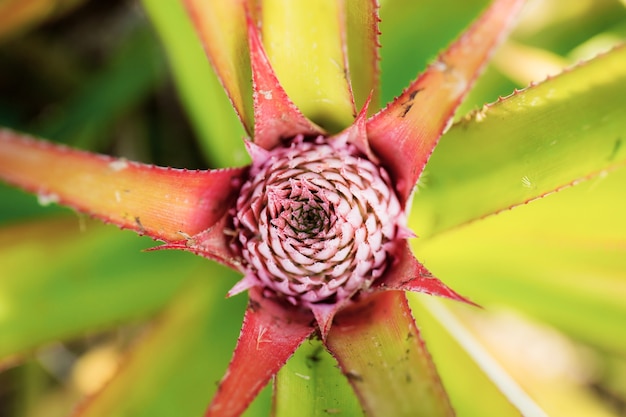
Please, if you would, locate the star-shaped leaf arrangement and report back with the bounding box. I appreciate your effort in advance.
[1,0,626,416]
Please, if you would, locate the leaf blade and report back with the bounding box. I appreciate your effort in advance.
[246,14,325,149]
[273,339,364,417]
[0,130,245,242]
[367,0,525,204]
[408,295,549,417]
[412,44,626,237]
[412,166,626,353]
[260,0,355,131]
[205,289,313,417]
[326,291,454,417]
[72,269,271,417]
[142,0,249,168]
[182,0,254,134]
[0,218,195,360]
[346,0,380,114]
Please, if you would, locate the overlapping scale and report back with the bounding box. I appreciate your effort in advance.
[232,135,402,307]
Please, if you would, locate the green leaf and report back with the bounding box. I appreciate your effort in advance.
[513,0,626,56]
[141,0,249,168]
[367,0,525,205]
[181,0,255,135]
[379,0,488,104]
[411,297,621,417]
[73,269,271,417]
[261,0,355,131]
[346,0,380,114]
[0,217,196,360]
[408,295,543,417]
[412,165,626,353]
[0,182,66,224]
[274,339,364,417]
[326,292,453,417]
[412,44,626,237]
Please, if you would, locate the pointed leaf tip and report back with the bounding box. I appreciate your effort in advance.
[206,288,313,417]
[152,215,241,270]
[375,241,478,307]
[244,139,271,165]
[227,273,257,297]
[346,0,381,113]
[311,303,340,341]
[330,93,379,162]
[367,0,526,204]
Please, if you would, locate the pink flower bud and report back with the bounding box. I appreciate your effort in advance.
[232,136,403,308]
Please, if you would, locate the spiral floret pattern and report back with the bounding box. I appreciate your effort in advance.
[232,136,402,307]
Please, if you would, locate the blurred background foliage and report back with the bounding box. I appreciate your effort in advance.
[0,0,625,416]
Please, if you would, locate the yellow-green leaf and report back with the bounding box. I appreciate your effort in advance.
[274,339,364,417]
[346,0,380,113]
[0,218,194,360]
[261,0,355,131]
[326,292,453,417]
[413,44,626,237]
[408,295,544,417]
[142,0,249,168]
[412,165,626,353]
[182,0,255,134]
[73,270,271,417]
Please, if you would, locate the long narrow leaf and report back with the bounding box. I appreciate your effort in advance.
[326,292,453,417]
[73,270,271,417]
[205,289,313,417]
[346,0,380,113]
[182,0,254,134]
[0,130,245,242]
[260,0,355,131]
[367,0,525,204]
[0,218,195,360]
[36,25,165,150]
[273,339,364,417]
[246,14,324,150]
[408,295,544,417]
[412,166,626,352]
[142,0,248,168]
[378,0,489,105]
[412,44,626,237]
